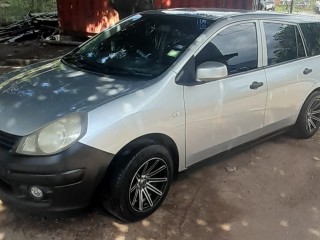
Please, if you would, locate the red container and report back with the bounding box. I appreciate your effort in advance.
[57,0,119,37]
[57,0,254,37]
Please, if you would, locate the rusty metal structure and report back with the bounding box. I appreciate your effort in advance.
[57,0,119,37]
[57,0,257,37]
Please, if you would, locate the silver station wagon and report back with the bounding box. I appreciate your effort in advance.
[0,9,320,221]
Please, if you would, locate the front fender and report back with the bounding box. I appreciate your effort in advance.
[79,72,186,171]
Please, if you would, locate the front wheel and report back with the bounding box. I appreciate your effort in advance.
[293,91,320,139]
[102,145,173,222]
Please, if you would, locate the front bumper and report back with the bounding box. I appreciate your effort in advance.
[0,142,114,213]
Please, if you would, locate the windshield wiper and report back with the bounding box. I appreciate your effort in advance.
[104,66,153,77]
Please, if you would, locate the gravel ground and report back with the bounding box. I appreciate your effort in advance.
[0,41,320,240]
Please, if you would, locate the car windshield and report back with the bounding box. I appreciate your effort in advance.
[62,14,214,79]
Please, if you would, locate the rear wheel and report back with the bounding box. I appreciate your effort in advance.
[293,91,320,139]
[101,145,173,222]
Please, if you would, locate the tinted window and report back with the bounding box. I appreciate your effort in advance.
[264,23,304,65]
[63,14,214,79]
[300,23,320,56]
[196,23,258,75]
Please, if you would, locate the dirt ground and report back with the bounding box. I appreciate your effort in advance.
[1,41,320,240]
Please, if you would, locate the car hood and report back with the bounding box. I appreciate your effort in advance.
[0,59,151,136]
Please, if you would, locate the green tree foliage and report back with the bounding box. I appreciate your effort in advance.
[0,0,57,24]
[276,0,319,13]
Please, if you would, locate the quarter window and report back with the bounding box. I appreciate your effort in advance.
[196,23,258,75]
[300,23,320,57]
[264,23,305,65]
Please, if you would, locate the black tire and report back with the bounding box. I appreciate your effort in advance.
[101,144,173,222]
[293,91,320,139]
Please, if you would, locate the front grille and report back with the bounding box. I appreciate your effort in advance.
[0,131,20,150]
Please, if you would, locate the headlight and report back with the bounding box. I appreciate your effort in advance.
[15,113,87,155]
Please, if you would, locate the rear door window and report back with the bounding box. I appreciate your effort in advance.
[264,23,305,65]
[300,22,320,57]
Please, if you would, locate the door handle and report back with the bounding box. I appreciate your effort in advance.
[250,81,264,90]
[303,68,312,75]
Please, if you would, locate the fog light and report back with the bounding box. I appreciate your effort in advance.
[30,186,44,199]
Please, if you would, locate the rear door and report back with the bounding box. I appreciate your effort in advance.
[299,22,320,87]
[261,21,315,133]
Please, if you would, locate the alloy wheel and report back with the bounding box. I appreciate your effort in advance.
[129,157,169,212]
[306,97,320,133]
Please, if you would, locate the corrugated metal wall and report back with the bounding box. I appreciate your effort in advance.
[57,0,254,37]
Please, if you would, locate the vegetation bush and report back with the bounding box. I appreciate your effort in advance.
[276,0,318,13]
[0,0,57,24]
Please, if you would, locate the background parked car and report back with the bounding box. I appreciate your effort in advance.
[316,1,320,13]
[259,0,275,10]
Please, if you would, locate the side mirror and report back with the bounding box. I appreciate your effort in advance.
[196,61,228,82]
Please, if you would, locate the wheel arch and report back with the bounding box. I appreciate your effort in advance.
[293,89,320,138]
[105,133,180,177]
[309,87,320,95]
[297,87,320,118]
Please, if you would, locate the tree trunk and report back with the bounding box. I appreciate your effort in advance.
[290,0,294,13]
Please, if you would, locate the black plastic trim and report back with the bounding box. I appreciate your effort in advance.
[0,131,20,150]
[0,142,114,213]
[7,169,86,187]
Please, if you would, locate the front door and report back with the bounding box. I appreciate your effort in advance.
[183,21,268,166]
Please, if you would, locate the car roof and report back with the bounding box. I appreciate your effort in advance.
[144,8,320,23]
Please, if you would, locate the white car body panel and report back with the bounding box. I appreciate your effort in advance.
[79,71,187,171]
[184,69,267,166]
[263,60,313,129]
